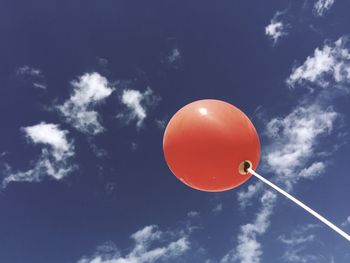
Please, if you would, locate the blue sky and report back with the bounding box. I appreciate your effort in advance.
[0,0,350,262]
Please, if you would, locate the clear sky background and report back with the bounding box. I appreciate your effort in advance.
[0,0,350,262]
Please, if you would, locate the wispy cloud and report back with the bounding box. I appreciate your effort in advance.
[164,47,182,69]
[187,211,200,218]
[117,88,160,128]
[282,246,318,263]
[161,38,183,69]
[313,0,335,17]
[16,65,47,90]
[237,182,263,208]
[279,225,320,263]
[58,72,114,135]
[265,11,288,45]
[264,104,337,189]
[167,48,181,64]
[287,37,350,89]
[33,83,47,90]
[279,234,315,246]
[298,162,326,179]
[77,225,190,263]
[1,122,75,188]
[155,119,167,130]
[16,65,42,77]
[341,216,350,227]
[89,142,108,158]
[221,191,277,263]
[212,203,223,214]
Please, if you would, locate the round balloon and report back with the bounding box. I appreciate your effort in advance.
[163,99,260,192]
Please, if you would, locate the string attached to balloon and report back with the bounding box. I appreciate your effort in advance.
[243,163,350,242]
[163,99,350,242]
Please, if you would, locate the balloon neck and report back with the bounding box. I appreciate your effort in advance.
[244,161,252,172]
[238,160,252,175]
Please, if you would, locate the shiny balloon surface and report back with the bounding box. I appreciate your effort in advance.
[163,99,260,192]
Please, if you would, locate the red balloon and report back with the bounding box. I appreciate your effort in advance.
[163,99,260,192]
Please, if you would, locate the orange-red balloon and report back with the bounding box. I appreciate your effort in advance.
[163,99,260,192]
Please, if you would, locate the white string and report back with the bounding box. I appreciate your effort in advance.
[247,167,350,242]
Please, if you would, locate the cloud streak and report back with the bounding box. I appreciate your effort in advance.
[16,65,42,77]
[287,37,350,89]
[117,88,160,128]
[313,0,335,17]
[265,11,288,45]
[341,216,350,227]
[78,225,190,263]
[1,122,75,188]
[264,105,337,189]
[16,65,47,90]
[221,191,277,263]
[279,225,320,263]
[58,72,114,135]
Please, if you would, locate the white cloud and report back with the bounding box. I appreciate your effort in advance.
[98,57,109,67]
[78,225,190,263]
[313,0,335,17]
[341,216,350,227]
[90,143,108,158]
[237,182,263,208]
[117,88,160,128]
[24,123,73,160]
[120,89,146,126]
[221,191,277,263]
[130,142,138,151]
[265,105,337,189]
[168,48,181,64]
[265,12,288,45]
[58,72,114,135]
[155,119,167,130]
[187,211,200,218]
[161,39,182,69]
[212,203,223,214]
[165,47,182,69]
[298,162,326,179]
[1,123,75,188]
[279,234,315,246]
[287,37,350,89]
[16,65,42,76]
[16,65,47,89]
[279,226,319,263]
[283,247,318,263]
[33,83,47,90]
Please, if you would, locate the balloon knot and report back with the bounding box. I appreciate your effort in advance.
[244,161,251,173]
